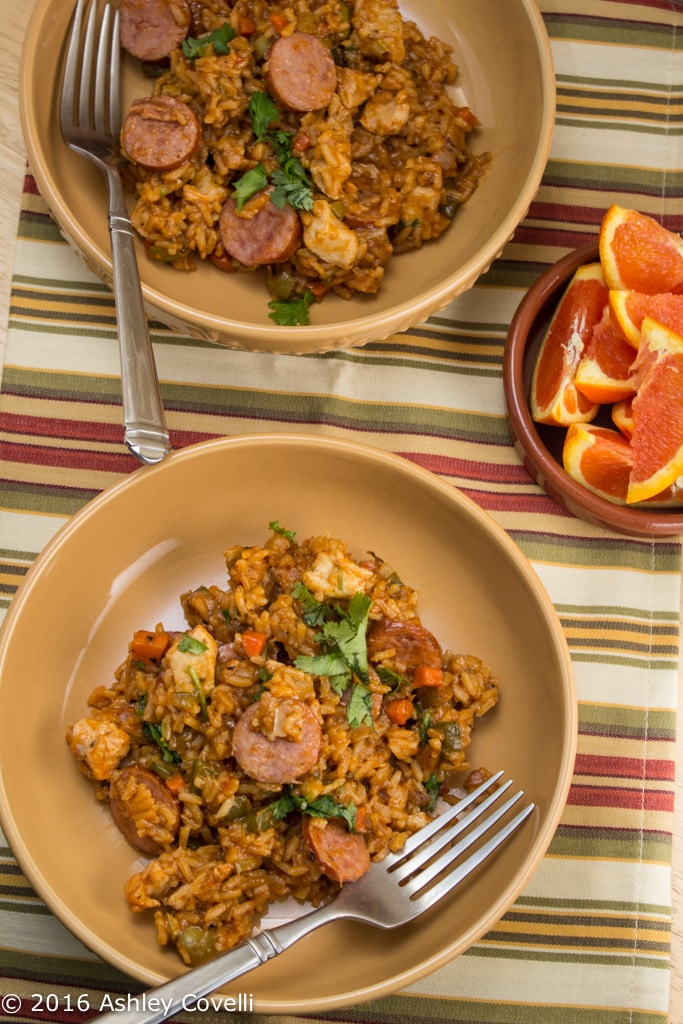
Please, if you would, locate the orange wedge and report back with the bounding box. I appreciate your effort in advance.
[564,421,683,506]
[627,318,683,503]
[574,304,636,404]
[530,263,603,425]
[609,289,683,349]
[612,396,634,438]
[599,205,683,294]
[563,423,632,503]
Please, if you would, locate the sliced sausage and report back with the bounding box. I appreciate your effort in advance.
[367,618,442,675]
[232,697,322,784]
[219,191,302,267]
[109,766,181,854]
[120,0,191,63]
[265,33,337,112]
[302,816,371,883]
[121,95,201,171]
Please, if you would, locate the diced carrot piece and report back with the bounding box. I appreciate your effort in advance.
[413,664,444,688]
[385,698,415,725]
[239,15,256,34]
[130,629,170,667]
[269,12,289,33]
[241,629,267,658]
[164,773,185,795]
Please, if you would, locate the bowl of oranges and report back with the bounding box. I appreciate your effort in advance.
[503,205,683,536]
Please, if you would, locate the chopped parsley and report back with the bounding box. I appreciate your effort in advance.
[268,289,315,327]
[181,23,235,60]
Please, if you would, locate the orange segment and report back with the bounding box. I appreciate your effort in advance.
[599,205,683,294]
[530,263,603,425]
[563,421,683,506]
[563,423,632,503]
[611,396,634,438]
[609,289,683,349]
[574,304,636,404]
[627,317,683,503]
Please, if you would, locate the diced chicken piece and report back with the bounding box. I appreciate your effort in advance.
[337,68,381,110]
[66,717,131,781]
[302,549,374,600]
[166,624,218,694]
[360,89,410,136]
[352,0,405,64]
[301,200,364,270]
[302,97,353,200]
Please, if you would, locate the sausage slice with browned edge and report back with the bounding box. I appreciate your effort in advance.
[366,618,443,674]
[265,32,337,112]
[232,697,322,784]
[219,191,302,267]
[302,816,371,883]
[109,766,181,854]
[120,0,191,63]
[121,95,201,171]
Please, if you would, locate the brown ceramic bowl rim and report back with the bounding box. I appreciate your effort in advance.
[503,241,683,536]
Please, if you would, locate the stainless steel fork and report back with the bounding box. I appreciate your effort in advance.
[96,771,534,1024]
[60,0,171,465]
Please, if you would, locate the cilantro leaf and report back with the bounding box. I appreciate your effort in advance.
[137,696,181,764]
[232,165,268,211]
[269,520,297,542]
[347,682,374,729]
[270,168,314,212]
[249,92,280,140]
[268,290,315,327]
[265,788,358,830]
[292,582,331,627]
[424,773,441,812]
[182,23,235,60]
[178,635,208,655]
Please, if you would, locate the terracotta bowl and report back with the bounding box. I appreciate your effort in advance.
[503,242,683,536]
[19,0,555,353]
[0,434,576,1012]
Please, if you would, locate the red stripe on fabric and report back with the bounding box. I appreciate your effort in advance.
[567,784,673,813]
[1,411,119,442]
[0,438,137,473]
[575,753,675,782]
[398,450,533,485]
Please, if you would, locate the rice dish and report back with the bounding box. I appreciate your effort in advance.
[118,0,491,324]
[66,523,499,965]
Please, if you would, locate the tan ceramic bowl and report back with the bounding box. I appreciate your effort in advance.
[0,435,576,1012]
[503,243,683,536]
[18,0,555,353]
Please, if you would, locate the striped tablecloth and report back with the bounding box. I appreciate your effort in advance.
[1,2,682,1021]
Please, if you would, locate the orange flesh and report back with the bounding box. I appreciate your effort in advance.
[630,349,683,484]
[608,216,683,293]
[532,272,605,420]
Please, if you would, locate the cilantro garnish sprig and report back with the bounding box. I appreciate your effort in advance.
[181,23,235,60]
[293,588,374,729]
[269,787,358,831]
[232,93,314,213]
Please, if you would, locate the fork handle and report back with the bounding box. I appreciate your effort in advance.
[95,902,340,1024]
[103,164,171,465]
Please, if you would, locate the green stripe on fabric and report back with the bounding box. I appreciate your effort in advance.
[509,533,682,572]
[0,480,99,517]
[549,828,671,862]
[578,704,676,736]
[322,989,668,1024]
